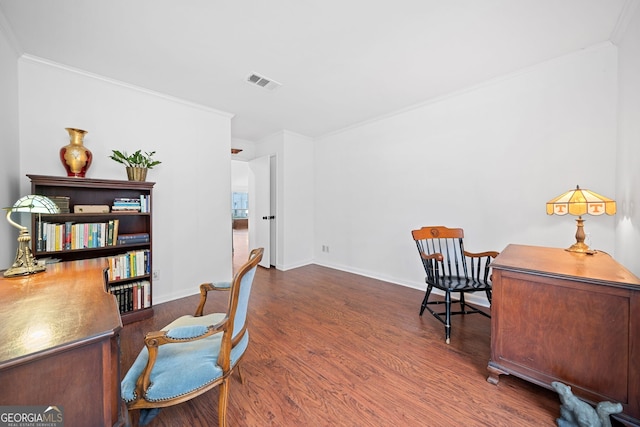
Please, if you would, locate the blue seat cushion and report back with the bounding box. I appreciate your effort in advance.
[121,313,249,403]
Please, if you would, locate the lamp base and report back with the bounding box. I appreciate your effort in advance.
[565,242,596,255]
[565,216,596,255]
[4,263,46,277]
[4,230,46,277]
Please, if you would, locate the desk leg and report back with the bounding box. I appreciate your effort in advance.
[487,362,508,385]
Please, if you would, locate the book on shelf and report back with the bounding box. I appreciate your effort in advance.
[117,232,149,245]
[48,196,70,213]
[73,205,110,214]
[112,197,142,212]
[111,206,141,212]
[111,195,150,213]
[106,219,120,246]
[64,221,72,250]
[140,194,150,213]
[54,224,62,251]
[109,279,151,314]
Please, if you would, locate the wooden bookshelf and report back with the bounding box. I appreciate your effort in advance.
[28,174,155,324]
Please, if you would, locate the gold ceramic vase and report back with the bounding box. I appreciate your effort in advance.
[60,128,92,177]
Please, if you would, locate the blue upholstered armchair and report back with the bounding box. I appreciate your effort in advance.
[121,248,264,426]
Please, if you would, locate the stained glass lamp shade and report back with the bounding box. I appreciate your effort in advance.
[4,195,60,277]
[546,185,616,254]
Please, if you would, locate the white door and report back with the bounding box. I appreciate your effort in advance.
[249,155,271,268]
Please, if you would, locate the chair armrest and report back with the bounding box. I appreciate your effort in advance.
[463,250,500,282]
[194,281,231,316]
[463,250,499,259]
[420,252,444,262]
[136,321,228,396]
[202,281,232,291]
[146,324,225,346]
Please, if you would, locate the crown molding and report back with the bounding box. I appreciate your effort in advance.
[20,54,235,119]
[317,42,616,141]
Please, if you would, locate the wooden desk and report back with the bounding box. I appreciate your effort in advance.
[0,259,129,426]
[487,244,640,426]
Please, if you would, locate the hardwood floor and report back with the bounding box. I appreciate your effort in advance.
[233,228,249,272]
[120,239,564,426]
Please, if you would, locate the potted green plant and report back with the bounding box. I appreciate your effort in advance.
[109,150,161,181]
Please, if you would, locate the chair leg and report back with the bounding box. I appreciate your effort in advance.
[237,363,245,384]
[218,378,229,427]
[419,285,433,316]
[444,290,451,344]
[459,292,467,313]
[138,408,161,426]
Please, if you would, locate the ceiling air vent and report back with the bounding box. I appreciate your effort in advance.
[245,72,282,91]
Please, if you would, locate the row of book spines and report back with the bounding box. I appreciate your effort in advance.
[109,280,151,314]
[36,226,150,252]
[107,249,151,281]
[37,220,120,251]
[113,195,150,213]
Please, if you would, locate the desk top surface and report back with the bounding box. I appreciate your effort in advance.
[492,244,640,287]
[0,259,121,367]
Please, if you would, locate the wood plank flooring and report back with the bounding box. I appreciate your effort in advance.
[120,235,564,426]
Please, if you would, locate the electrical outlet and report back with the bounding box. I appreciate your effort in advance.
[152,270,160,281]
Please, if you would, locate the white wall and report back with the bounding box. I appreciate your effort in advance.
[17,57,234,303]
[0,20,20,268]
[231,160,249,193]
[282,132,314,269]
[615,4,640,277]
[314,43,620,301]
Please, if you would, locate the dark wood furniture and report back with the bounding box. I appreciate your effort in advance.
[487,244,640,426]
[411,226,499,343]
[28,174,154,324]
[0,259,128,426]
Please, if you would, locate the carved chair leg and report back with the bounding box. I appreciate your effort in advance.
[218,378,229,427]
[237,363,245,384]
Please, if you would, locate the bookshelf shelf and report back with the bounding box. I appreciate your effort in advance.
[41,211,151,218]
[28,174,155,324]
[109,274,150,284]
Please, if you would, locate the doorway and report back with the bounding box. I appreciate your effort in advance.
[231,160,250,272]
[231,156,276,270]
[232,227,248,273]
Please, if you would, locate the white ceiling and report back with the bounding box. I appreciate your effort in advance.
[0,0,632,141]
